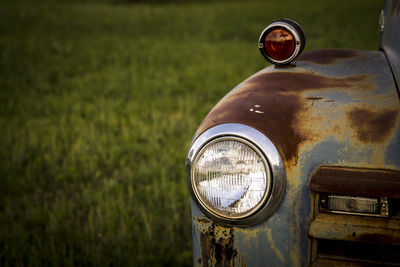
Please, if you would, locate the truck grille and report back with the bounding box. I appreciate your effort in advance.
[309,166,400,266]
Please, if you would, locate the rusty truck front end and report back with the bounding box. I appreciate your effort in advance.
[186,1,400,266]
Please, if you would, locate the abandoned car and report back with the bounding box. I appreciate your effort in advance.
[186,0,400,266]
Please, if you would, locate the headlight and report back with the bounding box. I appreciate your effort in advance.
[192,137,271,219]
[186,123,286,225]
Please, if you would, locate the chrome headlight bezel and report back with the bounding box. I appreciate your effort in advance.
[186,123,286,226]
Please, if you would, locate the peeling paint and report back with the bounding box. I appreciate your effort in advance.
[195,217,239,267]
[190,49,400,266]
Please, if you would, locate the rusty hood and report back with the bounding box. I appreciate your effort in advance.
[190,49,400,267]
[194,49,400,169]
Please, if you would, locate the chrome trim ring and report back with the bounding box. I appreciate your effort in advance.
[258,18,306,66]
[186,123,286,226]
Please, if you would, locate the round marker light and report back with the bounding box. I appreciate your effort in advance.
[191,137,271,219]
[265,29,295,61]
[258,19,305,65]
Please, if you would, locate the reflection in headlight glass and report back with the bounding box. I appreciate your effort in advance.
[193,139,269,218]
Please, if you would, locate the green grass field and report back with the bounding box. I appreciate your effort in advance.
[0,0,382,265]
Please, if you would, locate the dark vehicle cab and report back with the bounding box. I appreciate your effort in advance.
[186,1,400,266]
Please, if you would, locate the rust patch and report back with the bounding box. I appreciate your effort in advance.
[297,49,358,65]
[347,107,399,143]
[196,72,368,163]
[199,223,237,267]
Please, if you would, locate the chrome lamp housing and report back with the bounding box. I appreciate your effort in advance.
[186,123,286,226]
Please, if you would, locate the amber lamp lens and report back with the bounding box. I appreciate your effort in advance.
[265,28,295,61]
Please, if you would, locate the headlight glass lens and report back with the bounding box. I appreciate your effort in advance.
[192,138,270,218]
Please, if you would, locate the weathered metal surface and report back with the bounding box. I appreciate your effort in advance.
[297,49,359,65]
[195,49,400,166]
[309,213,400,246]
[192,205,247,267]
[310,166,400,197]
[196,217,237,267]
[190,49,400,266]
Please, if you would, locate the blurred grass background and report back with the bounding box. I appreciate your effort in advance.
[0,0,382,266]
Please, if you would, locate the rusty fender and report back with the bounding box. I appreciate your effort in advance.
[190,49,400,267]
